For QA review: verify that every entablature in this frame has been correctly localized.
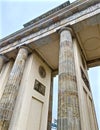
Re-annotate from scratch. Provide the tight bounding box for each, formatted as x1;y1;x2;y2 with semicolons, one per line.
0;0;100;69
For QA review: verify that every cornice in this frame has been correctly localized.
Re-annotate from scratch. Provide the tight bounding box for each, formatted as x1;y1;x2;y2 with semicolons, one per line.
0;0;99;48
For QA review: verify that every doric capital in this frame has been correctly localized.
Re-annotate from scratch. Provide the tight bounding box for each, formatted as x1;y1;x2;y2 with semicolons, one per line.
0;54;8;72
0;54;9;62
18;45;32;54
58;27;74;36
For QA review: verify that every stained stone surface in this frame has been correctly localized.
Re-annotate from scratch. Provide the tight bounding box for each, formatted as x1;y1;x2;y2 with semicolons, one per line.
0;47;28;130
58;28;81;130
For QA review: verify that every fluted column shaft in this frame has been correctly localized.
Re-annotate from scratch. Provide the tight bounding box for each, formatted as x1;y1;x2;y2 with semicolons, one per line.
58;27;81;130
47;77;53;130
0;47;28;130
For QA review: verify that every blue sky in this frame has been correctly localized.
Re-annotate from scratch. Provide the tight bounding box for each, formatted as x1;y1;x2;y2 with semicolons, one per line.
0;0;100;129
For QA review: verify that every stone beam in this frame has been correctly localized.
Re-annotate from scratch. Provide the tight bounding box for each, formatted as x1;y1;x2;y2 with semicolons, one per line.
0;2;100;51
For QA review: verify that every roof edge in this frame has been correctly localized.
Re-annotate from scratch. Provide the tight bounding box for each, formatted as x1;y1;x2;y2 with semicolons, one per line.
0;0;99;46
23;1;70;27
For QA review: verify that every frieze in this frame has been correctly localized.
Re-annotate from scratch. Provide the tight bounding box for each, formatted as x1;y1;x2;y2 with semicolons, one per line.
0;2;100;52
23;1;70;27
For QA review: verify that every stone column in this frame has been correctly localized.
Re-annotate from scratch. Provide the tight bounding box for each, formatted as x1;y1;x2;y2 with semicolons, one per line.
0;47;28;130
58;27;81;130
0;55;4;73
47;77;53;130
0;60;13;100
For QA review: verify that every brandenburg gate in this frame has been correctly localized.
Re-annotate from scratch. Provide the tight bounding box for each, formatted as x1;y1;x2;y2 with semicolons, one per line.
0;0;100;130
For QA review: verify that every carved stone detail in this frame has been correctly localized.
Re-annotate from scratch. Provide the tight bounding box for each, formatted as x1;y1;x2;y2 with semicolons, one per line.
39;66;46;78
34;79;45;96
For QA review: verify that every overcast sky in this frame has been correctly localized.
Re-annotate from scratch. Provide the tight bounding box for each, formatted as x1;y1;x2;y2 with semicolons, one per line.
0;0;100;129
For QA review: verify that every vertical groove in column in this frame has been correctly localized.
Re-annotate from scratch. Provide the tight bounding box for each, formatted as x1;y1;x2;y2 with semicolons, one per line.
0;47;28;130
58;27;81;130
47;77;53;130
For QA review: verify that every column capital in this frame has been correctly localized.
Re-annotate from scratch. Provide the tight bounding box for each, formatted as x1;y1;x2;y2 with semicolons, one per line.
0;54;9;62
0;54;11;72
18;45;32;54
58;27;74;36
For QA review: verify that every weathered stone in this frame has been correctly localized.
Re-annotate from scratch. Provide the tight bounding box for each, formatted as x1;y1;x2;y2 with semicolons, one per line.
0;1;99;130
58;27;81;130
0;47;28;130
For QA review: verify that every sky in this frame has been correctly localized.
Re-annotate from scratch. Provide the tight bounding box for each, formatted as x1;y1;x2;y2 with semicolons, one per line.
0;0;100;129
